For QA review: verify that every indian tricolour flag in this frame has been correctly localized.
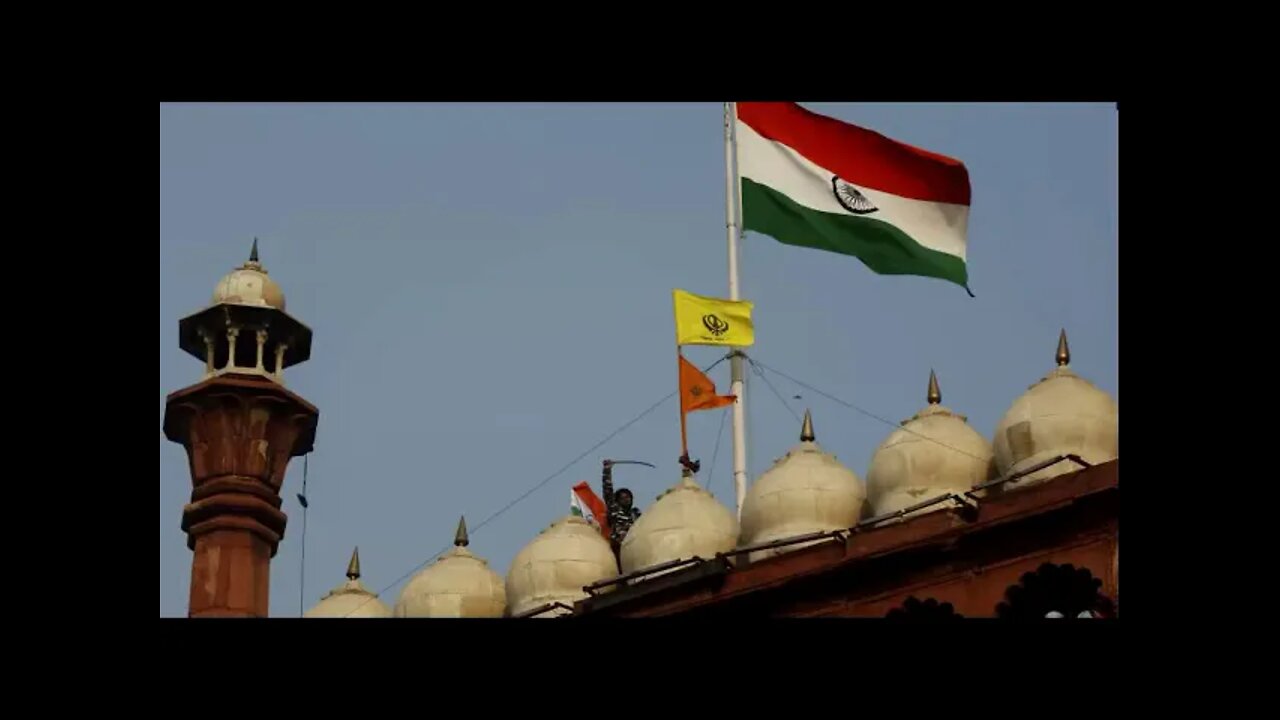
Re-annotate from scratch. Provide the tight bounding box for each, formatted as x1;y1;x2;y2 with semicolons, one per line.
570;491;592;520
571;481;609;537
735;102;972;292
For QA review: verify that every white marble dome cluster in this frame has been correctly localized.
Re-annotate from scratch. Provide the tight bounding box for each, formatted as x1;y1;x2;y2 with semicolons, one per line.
307;331;1116;617
307;518;509;620
740;329;1116;560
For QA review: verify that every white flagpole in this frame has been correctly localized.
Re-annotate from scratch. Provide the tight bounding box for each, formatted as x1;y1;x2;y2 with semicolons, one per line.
724;101;749;519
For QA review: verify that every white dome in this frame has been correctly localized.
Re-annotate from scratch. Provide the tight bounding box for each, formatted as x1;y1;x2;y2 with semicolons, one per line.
867;371;994;518
739;411;864;561
993;331;1118;488
506;515;617;618
212;240;285;310
396;517;506;618
620;471;738;575
304;548;393;619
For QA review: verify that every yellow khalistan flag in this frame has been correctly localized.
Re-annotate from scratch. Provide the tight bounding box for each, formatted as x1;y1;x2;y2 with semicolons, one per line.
673;289;755;347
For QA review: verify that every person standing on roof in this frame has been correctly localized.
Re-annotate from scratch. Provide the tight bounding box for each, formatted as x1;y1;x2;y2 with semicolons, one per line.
601;459;642;563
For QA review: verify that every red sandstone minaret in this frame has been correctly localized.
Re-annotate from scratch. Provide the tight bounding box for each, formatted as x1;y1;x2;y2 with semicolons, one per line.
163;240;319;618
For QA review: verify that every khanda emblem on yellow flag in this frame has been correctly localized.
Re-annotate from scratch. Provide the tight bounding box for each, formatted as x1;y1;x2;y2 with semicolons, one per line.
673;289;755;347
702;314;730;337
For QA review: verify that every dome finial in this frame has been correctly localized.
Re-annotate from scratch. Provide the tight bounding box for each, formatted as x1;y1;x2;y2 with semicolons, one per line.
800;409;815;442
1056;329;1071;366
927;369;941;405
346;547;361;580
249;237;260;263
455;515;470;547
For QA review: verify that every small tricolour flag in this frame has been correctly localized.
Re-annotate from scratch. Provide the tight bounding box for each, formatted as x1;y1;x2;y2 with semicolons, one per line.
571;491;590;518
571;481;609;537
736;102;973;292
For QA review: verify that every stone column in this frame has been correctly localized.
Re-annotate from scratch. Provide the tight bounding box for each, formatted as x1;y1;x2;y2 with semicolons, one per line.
164;374;319;617
226;327;241;372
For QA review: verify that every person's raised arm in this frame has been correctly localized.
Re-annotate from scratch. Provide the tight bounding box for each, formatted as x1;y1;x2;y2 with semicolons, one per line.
601;460;615;509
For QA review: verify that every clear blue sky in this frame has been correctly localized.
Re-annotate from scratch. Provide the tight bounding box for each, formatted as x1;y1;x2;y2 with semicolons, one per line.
159;102;1117;617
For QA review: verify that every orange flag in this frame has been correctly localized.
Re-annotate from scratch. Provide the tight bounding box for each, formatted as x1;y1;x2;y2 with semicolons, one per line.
680;355;736;414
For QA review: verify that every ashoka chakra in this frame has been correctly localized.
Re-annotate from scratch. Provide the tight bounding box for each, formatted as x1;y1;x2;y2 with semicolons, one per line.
831;176;879;215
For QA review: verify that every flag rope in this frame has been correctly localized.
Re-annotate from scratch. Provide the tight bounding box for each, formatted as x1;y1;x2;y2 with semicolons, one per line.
706;404;729;497
751;359;802;425
745;356;992;463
